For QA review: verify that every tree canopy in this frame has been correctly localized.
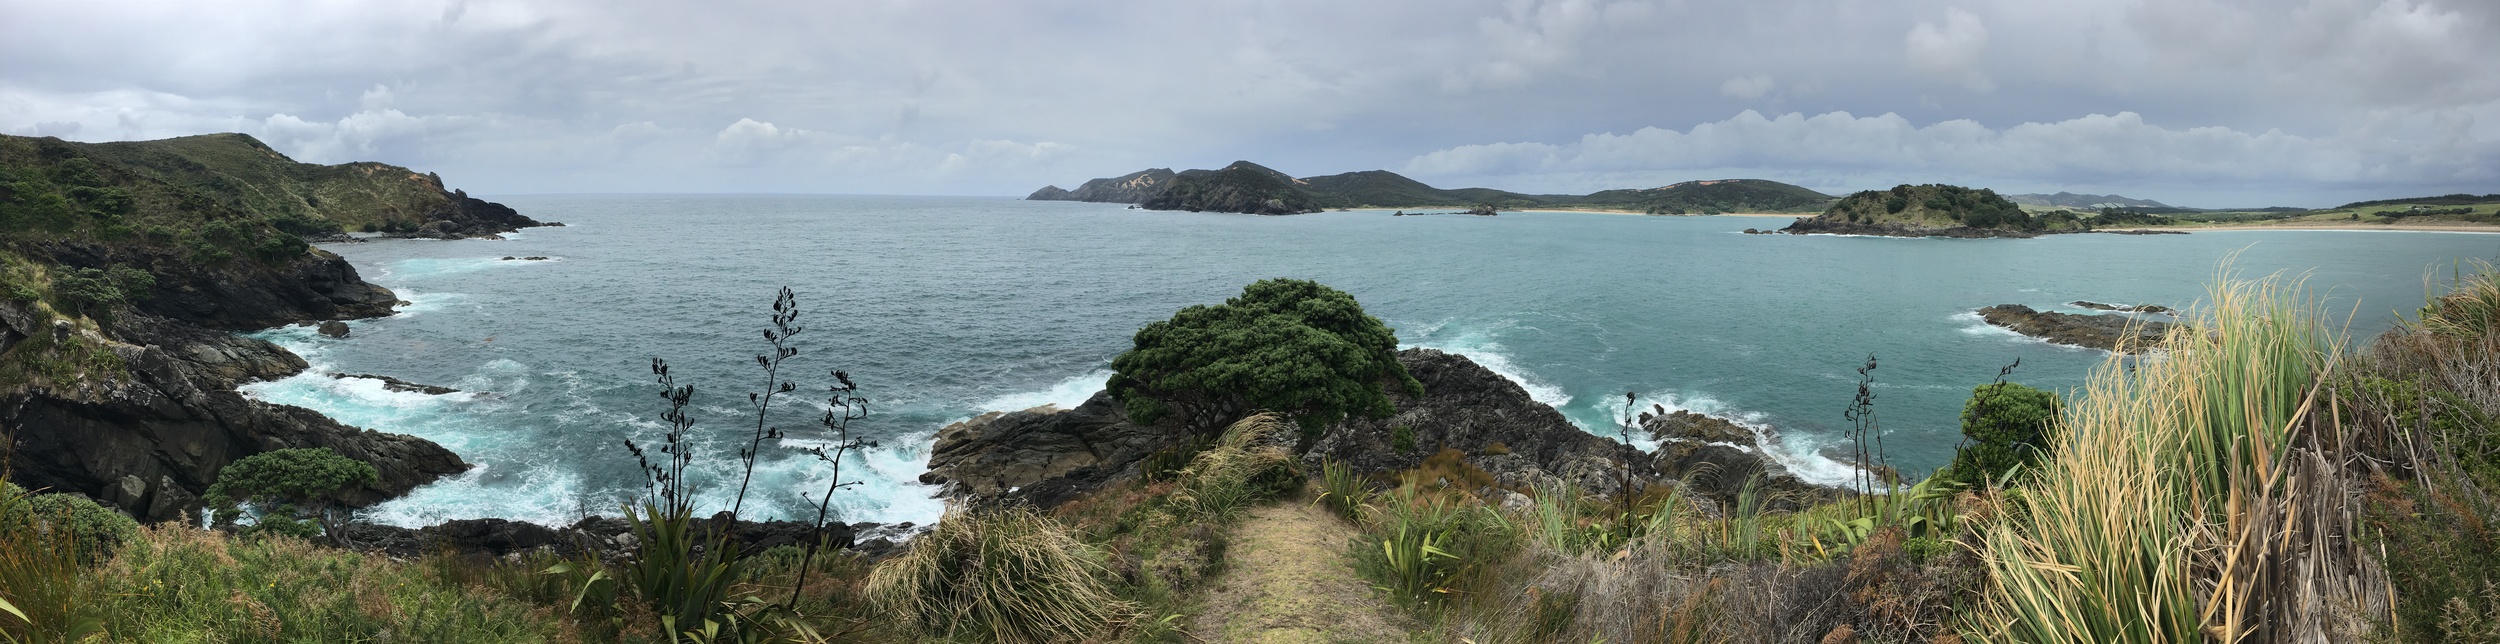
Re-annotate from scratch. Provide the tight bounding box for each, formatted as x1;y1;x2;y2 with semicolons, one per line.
205;447;378;538
1107;279;1419;433
1938;381;2061;489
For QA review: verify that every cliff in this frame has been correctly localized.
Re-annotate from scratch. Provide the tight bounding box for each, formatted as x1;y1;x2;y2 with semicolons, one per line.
0;133;478;521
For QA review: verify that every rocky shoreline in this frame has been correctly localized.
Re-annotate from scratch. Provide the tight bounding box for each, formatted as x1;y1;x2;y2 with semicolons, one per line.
1976;304;2175;353
922;348;1854;516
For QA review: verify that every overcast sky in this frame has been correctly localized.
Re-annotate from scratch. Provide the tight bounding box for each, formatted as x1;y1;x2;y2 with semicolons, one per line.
5;0;2495;207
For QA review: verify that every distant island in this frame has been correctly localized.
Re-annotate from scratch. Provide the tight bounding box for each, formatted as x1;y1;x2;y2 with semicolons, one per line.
1029;162;1836;216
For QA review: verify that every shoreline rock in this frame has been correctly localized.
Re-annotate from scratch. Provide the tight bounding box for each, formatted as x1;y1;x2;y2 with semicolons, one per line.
330;373;460;395
2069;301;2176;315
1977;304;2174;353
335;514;906;562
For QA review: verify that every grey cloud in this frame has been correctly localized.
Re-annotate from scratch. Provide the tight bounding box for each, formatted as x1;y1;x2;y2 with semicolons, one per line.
0;0;2490;203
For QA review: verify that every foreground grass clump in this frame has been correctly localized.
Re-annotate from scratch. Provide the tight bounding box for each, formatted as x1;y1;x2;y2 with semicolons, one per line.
865;506;1135;643
82;524;592;642
1971;270;2392;642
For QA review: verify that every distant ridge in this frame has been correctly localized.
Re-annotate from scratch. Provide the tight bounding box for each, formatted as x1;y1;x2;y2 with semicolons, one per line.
1028;165;1834;215
2007;192;2173;210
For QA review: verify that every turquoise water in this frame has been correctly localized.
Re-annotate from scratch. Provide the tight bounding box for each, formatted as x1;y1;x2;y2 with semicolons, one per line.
234;195;2500;528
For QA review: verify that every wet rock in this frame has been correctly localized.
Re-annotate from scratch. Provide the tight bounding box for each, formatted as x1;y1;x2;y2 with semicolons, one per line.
317;321;350;338
1978;304;2174;353
330;373;459;395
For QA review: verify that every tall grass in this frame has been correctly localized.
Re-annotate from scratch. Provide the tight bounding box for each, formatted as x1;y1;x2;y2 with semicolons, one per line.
863;507;1135;643
1971;269;2391;642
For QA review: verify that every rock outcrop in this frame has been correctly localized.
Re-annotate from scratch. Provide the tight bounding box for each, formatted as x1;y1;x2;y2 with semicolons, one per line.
1302;349;1659;498
1139;162;1324;215
918;392;1173;509
1978;304;2174;353
2069;301;2176;315
1;323;466;521
1026;169;1179;204
1640;409;1839;510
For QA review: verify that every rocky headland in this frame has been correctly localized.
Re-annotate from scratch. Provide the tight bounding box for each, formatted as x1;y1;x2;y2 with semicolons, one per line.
1028;165;1835;215
0;132;561;523
1977;304;2175;353
921;348;1849;514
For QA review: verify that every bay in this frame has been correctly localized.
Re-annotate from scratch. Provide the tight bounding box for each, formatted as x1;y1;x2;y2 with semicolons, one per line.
234;195;2500;528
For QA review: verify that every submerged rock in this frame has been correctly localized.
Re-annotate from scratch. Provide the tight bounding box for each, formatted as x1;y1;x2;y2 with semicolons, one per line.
318;320;350;338
1978;304;2174;353
2068;300;2176;315
330;373;460;395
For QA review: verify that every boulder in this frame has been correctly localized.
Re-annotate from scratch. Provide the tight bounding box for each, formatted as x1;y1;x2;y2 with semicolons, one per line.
918;393;1172;508
317;321;350;338
1302;349;1659;498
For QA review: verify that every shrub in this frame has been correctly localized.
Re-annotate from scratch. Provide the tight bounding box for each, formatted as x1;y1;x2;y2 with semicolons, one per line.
204;447;379;541
22;493;139;566
1938;381;2060;489
1316;459;1368;521
1107;278;1420;432
864;507;1135;643
1391;424;1417;453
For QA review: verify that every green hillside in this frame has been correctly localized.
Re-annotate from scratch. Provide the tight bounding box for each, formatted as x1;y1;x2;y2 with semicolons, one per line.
1781;184;2081;237
1036;165;1831;214
1576;179;1834;214
1;135;314;266
73;133;536;236
1138;161;1325;215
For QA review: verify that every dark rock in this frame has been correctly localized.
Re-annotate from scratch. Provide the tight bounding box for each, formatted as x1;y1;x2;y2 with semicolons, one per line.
330;373;459;395
2068;301;2175;315
317;321;350;338
1978;304;2174;353
1779;218;2045;238
919;392;1171;507
1304;349;1660;498
36;242;397;332
2;342;468;521
1639;409;1839;510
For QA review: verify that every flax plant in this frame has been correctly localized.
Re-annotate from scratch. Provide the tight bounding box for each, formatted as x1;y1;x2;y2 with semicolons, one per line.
1972;268;2391;643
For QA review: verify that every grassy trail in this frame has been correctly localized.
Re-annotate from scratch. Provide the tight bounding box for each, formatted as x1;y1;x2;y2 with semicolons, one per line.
1188;499;1410;643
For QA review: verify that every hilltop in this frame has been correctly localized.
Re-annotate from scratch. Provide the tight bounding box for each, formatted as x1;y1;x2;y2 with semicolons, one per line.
1029;165;1832;215
71;133;541;239
1779;184;2087;238
2006;191;2173;210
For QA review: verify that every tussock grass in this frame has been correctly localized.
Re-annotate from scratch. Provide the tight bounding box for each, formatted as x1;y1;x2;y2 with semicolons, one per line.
863;506;1135;643
1971;269;2392;643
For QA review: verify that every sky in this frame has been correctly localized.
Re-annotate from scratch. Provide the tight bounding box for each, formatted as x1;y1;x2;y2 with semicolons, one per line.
4;0;2496;208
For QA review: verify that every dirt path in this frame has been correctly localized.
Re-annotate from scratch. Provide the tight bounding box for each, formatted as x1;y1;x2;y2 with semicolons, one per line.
1188;500;1411;643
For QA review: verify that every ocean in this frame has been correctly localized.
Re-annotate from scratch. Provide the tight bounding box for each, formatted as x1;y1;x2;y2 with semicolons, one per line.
232;195;2500;528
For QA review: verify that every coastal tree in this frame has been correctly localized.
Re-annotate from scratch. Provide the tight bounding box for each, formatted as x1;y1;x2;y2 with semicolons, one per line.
1108;278;1420;434
205;447;379;543
1939;378;2061;489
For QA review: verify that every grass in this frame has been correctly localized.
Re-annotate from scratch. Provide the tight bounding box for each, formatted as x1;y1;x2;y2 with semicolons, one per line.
863;506;1136;643
1969;268;2391;642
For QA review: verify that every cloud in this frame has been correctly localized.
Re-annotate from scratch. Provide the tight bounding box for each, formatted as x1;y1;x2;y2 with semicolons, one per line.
1905;8;1991;92
1401;109;2498;204
1443;0;1651;91
1720;75;1776;100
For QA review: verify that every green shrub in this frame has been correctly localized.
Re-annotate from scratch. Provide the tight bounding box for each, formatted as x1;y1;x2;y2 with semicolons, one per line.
864;507;1135;643
21;493;140;566
1392;424;1417;453
1316;459;1368;521
1107;278;1421;432
204;447;378;540
1938;381;2060;489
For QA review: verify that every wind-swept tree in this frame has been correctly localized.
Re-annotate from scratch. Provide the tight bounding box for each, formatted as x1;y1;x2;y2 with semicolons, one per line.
1107;278;1420;434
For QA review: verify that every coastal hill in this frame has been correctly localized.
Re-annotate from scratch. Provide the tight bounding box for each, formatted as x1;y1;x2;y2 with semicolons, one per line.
1137;160;1326;215
1030;164;1835;215
76;133;540;239
0;132;548;522
1779;183;2087;238
2007;191;2173;210
1027;167;1178;203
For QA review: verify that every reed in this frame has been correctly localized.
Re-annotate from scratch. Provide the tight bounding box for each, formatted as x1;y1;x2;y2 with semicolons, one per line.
1971;268;2391;642
862;506;1135;644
